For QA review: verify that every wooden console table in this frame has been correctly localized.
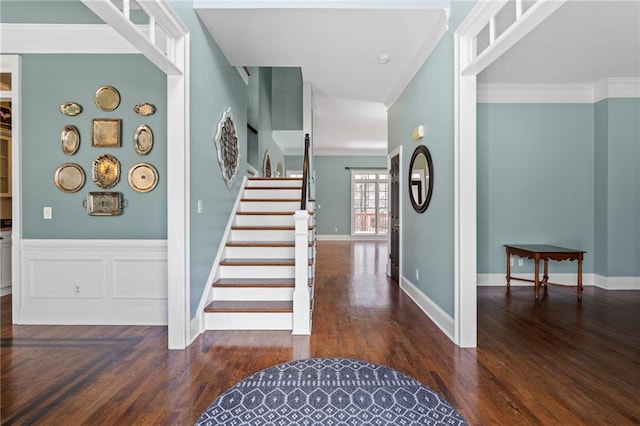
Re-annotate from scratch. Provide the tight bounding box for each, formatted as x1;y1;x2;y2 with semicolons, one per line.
504;244;585;301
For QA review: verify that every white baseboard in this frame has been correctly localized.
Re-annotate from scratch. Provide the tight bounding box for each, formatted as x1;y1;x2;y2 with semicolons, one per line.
316;234;387;241
17;239;168;325
0;287;11;297
400;276;455;343
477;273;639;290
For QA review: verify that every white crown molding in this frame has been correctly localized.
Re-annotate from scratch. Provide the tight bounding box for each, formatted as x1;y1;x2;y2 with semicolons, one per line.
194;0;450;10
0;24;138;54
478;79;640;104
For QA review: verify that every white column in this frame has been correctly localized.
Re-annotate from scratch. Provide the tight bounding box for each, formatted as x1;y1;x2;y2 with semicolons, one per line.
292;210;311;335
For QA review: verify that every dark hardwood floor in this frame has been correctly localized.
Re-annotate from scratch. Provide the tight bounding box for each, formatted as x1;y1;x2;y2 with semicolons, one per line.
2;241;639;425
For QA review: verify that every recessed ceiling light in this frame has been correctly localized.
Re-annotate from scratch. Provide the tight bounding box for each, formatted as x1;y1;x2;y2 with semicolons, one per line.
378;54;390;65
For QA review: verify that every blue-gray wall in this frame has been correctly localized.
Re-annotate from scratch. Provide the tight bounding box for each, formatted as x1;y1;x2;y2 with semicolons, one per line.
314;155;387;235
257;68;285;175
20;55;167;239
170;1;248;317
271;67;303;131
476;103;595;274
387;1;476;317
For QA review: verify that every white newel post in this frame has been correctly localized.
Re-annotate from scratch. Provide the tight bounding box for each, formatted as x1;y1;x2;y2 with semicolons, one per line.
292;210;311;335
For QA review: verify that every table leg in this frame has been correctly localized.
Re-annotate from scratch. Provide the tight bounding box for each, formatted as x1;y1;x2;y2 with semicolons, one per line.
534;258;540;300
542;259;549;287
577;256;583;301
506;248;511;288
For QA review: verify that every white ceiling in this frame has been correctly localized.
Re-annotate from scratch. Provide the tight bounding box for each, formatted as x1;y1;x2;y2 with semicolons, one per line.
194;1;448;156
194;1;640;156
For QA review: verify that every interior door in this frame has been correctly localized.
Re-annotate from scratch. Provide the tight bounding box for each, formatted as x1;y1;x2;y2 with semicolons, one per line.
390;154;400;282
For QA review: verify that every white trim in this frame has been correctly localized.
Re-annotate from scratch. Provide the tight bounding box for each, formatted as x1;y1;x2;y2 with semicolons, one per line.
400;275;455;342
192;176;248;341
477;79;640;104
593;274;640;291
0;288;11;297
194;1;450;10
0;24;138;54
385;9;449;107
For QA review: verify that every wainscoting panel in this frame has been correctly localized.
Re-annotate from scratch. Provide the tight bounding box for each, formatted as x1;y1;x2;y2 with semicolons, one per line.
19;240;168;325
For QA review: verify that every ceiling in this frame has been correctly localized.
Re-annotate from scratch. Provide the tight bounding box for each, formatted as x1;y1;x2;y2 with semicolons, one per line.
194;1;639;156
194;1;448;156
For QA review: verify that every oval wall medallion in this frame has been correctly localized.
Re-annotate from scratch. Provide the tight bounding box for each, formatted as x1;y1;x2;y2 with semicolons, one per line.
92;154;120;189
61;125;80;155
214;107;240;189
133;124;153;155
59;102;82;116
134;102;156;116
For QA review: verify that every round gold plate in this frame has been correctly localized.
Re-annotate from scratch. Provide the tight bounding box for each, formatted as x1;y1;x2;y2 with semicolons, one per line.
61;125;80;155
94;86;120;112
92;154;120;189
133;124;153;155
54;163;85;193
128;163;158;193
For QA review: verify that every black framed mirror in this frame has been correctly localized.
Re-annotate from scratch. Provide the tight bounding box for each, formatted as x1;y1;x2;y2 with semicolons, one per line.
408;145;434;213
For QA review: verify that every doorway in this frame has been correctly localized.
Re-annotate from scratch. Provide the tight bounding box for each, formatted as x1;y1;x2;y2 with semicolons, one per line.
389;154;400;282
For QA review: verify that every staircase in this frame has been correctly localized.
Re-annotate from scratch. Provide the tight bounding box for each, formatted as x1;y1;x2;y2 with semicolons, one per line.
204;177;315;332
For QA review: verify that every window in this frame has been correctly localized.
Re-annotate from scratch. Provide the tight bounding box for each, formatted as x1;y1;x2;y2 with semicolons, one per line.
351;171;388;235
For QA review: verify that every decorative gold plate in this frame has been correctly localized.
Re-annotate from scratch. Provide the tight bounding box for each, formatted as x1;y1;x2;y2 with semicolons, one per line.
133;124;153;155
59;102;82;116
92;154;120;189
94;86;120;111
134;102;156;116
84;192;123;216
54;163;85;193
128;163;158;193
61;125;80;155
92;118;121;147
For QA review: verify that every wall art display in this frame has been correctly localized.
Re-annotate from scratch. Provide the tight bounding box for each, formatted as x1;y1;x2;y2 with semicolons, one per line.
83;191;124;216
214;107;240;189
92;154;120;189
59;102;82;116
61;125;80;155
92;118;121;147
133;124;153;155
134;102;156;116
128;162;158;193
94;85;120;112
263;150;272;178
54;163;85;193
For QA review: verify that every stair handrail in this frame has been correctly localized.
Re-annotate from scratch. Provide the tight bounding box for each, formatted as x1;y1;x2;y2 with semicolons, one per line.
300;133;310;210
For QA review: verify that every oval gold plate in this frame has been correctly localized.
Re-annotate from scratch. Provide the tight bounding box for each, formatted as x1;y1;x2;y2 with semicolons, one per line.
92;154;120;189
61;125;80;155
134;102;156;116
128;162;158;193
59;102;82;116
95;86;120;112
133;124;153;155
54;163;85;193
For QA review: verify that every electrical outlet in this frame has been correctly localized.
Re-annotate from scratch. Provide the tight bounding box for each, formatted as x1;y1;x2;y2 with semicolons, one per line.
334;227;338;232
197;200;203;214
74;285;81;295
415;269;419;280
518;258;524;267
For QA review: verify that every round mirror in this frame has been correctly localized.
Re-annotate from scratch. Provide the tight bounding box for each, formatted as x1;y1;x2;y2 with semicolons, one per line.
408;145;434;213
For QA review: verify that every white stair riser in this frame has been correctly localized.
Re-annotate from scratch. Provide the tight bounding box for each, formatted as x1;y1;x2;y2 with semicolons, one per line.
243;189;302;199
225;246;295;259
213;287;293;301
205;312;292;330
239;201;301;212
235;215;294;227
219;265;295;279
231;229;295;241
247;180;301;188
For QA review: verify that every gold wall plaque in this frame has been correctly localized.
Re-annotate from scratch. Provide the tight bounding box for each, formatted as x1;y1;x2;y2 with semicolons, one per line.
92;118;121;147
134;102;156;116
94;86;120;111
84;192;123;216
59;102;82;116
61;125;80;155
54;163;85;193
133;124;153;155
128;162;158;193
92;154;120;189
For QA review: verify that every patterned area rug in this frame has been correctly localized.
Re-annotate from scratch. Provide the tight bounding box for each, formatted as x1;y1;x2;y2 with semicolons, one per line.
196;358;466;425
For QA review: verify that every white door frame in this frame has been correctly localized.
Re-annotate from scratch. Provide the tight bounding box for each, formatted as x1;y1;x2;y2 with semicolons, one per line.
453;0;566;347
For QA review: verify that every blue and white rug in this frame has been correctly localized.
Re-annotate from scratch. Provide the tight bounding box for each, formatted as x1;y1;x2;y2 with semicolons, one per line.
196;358;466;425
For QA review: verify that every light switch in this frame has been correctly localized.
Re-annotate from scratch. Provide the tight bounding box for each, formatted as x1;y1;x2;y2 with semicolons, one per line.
197;200;203;214
43;207;52;220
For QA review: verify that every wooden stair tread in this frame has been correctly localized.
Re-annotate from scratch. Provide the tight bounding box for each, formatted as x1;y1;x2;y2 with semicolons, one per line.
220;258;314;266
213;278;295;288
226;241;312;247
205;300;293;313
231;225;315;230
